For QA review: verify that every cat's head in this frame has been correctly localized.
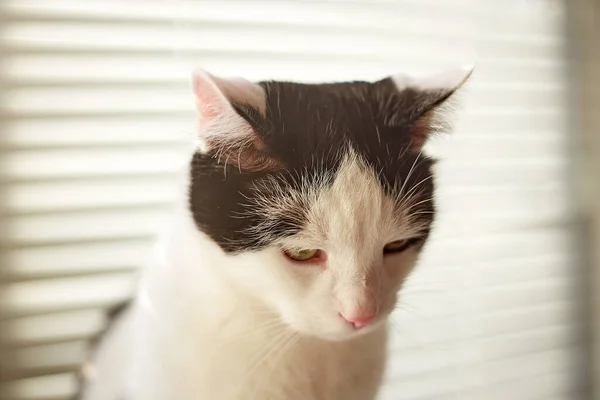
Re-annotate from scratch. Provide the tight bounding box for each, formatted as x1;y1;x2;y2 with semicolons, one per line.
188;68;471;341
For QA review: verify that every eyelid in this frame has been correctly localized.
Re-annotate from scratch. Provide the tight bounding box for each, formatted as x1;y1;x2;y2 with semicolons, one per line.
383;237;422;254
283;248;325;263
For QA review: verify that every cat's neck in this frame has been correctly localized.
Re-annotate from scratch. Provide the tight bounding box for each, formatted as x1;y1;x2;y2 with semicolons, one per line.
137;200;254;323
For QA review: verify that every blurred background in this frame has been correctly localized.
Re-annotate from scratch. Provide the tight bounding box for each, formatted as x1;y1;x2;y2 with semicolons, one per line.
0;0;599;399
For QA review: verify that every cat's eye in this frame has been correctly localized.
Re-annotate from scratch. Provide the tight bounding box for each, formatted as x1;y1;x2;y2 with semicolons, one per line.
284;248;320;262
383;238;418;254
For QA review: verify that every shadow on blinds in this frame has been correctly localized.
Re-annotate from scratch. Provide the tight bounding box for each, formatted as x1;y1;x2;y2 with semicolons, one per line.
0;1;595;400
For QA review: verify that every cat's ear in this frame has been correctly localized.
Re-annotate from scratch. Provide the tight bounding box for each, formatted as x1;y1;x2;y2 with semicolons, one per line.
191;70;277;172
389;65;473;151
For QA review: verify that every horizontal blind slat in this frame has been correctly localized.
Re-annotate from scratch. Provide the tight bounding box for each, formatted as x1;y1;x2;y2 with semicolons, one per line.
1;373;78;400
4;341;88;372
2;55;565;86
1;273;136;315
2;310;108;345
4;239;152;279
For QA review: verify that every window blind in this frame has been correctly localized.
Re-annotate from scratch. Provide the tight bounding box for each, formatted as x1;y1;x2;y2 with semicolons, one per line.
0;1;586;399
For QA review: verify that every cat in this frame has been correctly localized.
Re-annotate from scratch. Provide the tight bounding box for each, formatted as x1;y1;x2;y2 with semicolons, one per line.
80;66;472;400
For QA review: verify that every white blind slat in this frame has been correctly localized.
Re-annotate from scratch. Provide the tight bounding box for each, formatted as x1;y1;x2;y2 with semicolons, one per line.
1;273;136;316
2;310;108;345
1;373;78;400
5;341;89;371
4;240;152;278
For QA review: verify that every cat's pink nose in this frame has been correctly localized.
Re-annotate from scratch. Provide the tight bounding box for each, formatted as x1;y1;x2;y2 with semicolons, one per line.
339;312;377;329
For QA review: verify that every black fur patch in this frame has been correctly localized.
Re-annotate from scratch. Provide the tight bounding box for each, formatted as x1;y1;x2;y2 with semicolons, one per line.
189;78;449;253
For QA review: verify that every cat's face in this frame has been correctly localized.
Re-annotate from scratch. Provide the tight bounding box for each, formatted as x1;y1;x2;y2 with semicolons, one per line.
189;68;471;341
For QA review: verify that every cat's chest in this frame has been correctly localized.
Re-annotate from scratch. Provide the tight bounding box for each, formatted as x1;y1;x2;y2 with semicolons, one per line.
144;322;388;400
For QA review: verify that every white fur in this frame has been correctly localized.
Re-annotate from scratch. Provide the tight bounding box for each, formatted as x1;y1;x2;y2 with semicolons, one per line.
392;65;474;92
81;148;425;400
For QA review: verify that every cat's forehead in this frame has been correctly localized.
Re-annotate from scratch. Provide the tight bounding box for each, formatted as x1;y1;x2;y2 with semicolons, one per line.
258;80;398;134
244;146;435;255
241;80;423;178
279;150;432;251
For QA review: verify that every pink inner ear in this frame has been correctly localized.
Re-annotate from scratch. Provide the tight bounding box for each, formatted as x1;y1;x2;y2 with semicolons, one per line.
192;73;230;125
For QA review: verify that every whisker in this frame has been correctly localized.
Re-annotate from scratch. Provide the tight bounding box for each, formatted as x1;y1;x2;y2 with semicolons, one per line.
389;320;405;338
398;175;432;208
397;141;413;162
398;150;424;199
404;196;434;211
215;319;286;347
249;332;300;398
396;302;420;316
243;328;293;386
408;211;435;217
402;287;447;296
388;320;452;352
402;281;449;289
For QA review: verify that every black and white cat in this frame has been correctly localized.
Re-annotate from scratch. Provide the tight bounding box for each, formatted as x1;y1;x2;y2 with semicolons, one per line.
81;66;472;400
